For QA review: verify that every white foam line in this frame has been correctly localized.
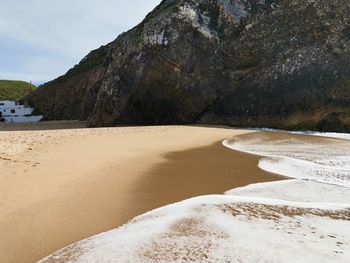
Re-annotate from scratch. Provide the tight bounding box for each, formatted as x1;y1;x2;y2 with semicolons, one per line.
235;127;350;141
259;128;350;141
134;194;350;216
226;179;350;204
222;138;350;188
224;139;348;171
303;132;350;141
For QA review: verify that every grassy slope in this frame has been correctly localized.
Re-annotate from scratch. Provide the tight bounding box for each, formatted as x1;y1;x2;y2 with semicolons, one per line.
0;80;35;101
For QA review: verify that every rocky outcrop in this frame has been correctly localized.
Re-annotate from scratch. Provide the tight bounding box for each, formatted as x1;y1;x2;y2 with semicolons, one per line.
25;0;350;131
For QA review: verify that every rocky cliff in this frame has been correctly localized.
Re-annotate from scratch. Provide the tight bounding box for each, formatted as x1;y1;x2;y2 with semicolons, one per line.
25;0;350;131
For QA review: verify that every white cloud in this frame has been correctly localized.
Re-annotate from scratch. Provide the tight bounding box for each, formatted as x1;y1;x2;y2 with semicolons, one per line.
0;0;161;83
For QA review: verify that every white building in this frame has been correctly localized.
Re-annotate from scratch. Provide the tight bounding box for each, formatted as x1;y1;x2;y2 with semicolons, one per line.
0;100;43;123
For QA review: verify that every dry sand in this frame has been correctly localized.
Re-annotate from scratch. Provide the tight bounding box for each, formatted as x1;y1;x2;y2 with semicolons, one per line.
0;123;282;263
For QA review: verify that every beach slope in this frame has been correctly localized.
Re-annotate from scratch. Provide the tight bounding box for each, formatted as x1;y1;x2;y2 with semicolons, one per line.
1;124;271;263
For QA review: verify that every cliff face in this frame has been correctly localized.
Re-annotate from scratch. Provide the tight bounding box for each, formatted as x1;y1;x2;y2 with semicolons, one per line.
25;0;350;131
25;46;109;120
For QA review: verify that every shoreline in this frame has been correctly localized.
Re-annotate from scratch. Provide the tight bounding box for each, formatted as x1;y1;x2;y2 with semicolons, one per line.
40;129;350;263
124;140;283;222
1;125;280;263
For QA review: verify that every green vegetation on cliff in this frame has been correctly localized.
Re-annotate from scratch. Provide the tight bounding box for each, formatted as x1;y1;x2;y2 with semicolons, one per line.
45;46;107;86
0;80;35;101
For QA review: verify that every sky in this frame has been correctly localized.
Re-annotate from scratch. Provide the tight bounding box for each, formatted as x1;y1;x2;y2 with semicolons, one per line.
0;0;161;86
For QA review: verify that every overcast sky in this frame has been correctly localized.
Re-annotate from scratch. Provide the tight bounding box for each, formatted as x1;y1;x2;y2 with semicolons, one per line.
0;0;161;85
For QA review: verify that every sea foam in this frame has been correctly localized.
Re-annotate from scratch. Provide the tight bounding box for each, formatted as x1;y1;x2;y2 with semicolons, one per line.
223;133;350;188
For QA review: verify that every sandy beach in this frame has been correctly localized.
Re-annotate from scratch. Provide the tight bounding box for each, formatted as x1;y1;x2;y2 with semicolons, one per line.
38;129;350;263
0;123;283;263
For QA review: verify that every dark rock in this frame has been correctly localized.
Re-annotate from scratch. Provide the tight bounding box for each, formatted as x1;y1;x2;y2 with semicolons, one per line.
25;0;350;132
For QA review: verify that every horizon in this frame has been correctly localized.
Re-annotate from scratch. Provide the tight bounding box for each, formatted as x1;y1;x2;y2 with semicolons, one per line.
0;0;161;85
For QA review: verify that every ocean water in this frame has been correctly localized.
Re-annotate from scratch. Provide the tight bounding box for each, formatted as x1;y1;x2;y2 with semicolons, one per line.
223;132;350;188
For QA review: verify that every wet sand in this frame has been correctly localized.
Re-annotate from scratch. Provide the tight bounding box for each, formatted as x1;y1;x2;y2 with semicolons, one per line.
0;120;86;131
0;124;282;263
130;141;283;215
